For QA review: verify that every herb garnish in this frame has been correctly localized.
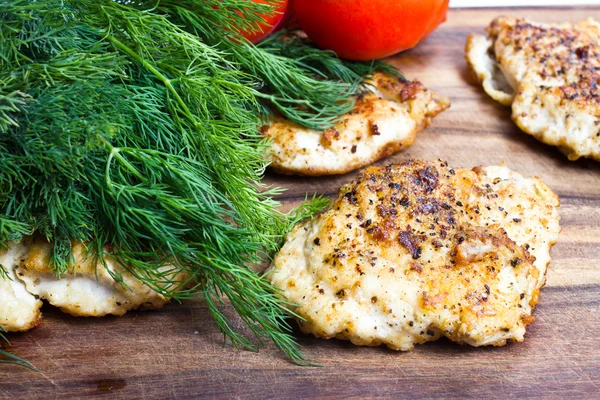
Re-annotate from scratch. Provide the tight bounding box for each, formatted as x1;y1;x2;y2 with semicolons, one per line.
1;327;36;370
0;0;399;365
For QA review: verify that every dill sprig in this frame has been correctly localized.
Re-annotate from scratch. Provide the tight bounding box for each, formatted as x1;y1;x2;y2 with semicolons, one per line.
1;327;37;370
259;31;406;83
139;0;400;130
0;0;396;364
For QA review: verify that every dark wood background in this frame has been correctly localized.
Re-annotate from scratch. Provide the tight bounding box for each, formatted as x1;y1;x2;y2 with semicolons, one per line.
1;7;599;399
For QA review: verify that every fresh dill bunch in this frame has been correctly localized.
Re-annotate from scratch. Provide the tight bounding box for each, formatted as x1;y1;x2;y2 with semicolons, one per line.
1;0;307;363
131;0;401;130
0;0;396;365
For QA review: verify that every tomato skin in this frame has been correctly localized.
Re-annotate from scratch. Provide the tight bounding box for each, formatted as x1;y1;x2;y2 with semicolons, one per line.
240;0;289;43
274;0;299;31
293;0;449;60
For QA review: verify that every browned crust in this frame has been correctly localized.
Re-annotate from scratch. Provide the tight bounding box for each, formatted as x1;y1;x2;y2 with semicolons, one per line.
56;301;167;318
271;159;560;349
268;131;418;176
467;16;600;161
266;83;450;176
465;33;483;84
6;311;43;332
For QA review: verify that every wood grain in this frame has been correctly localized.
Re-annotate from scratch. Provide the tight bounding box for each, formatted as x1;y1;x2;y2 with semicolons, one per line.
1;7;600;399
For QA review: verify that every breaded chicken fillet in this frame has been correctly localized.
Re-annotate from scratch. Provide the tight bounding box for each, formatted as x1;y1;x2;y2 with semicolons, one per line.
268;160;560;350
1;237;182;331
263;73;450;176
0;239;42;332
466;17;600;161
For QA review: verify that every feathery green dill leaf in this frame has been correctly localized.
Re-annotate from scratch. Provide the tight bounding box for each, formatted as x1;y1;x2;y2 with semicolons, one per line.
0;0;394;364
0;327;37;370
0;264;8;281
259;31;406;83
282;195;331;239
131;0;400;130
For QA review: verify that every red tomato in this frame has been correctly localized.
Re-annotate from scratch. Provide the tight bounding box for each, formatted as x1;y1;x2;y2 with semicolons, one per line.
240;0;289;43
274;0;300;31
293;0;449;60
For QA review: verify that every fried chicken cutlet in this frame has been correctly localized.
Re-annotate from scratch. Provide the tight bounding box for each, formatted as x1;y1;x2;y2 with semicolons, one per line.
268;160;560;350
0;237;183;331
263;73;450;175
466;17;600;161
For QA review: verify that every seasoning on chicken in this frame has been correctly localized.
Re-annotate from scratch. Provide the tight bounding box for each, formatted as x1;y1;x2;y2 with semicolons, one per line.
262;73;450;176
268;160;560;350
466;17;600;161
0;239;42;332
1;237;184;331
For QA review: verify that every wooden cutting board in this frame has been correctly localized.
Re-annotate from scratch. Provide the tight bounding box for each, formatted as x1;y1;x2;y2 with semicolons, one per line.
1;7;599;399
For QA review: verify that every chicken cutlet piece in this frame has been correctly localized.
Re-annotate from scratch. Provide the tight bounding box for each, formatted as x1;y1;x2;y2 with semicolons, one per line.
0;237;185;331
268;160;560;350
263;73;450;176
0;239;42;332
14;237;174;318
466;17;600;161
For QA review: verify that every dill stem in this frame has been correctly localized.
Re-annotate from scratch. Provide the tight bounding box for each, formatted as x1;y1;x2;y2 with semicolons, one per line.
100;137;145;192
106;35;198;125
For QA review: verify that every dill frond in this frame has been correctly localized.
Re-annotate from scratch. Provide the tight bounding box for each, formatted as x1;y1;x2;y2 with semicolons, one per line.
259;31;406;83
0;0;396;364
0;327;37;370
136;0;401;130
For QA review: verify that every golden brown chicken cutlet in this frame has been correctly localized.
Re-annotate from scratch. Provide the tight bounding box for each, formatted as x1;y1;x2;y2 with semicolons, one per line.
263;73;450;176
0;236;183;331
268;160;560;350
466;16;600;161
